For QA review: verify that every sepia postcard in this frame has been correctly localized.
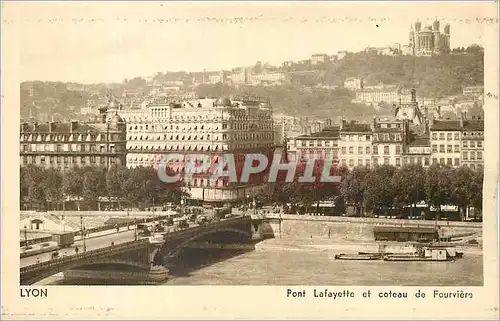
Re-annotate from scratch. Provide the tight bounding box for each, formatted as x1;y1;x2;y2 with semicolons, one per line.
1;1;499;319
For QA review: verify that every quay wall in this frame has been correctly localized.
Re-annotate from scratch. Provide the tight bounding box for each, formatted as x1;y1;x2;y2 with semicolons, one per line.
262;215;483;241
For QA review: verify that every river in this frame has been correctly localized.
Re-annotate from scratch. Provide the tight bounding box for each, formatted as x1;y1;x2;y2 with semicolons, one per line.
166;238;483;286
41;238;483;286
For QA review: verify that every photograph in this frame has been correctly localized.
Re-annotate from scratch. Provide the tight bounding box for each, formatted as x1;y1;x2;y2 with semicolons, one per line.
2;1;499;320
16;2;488;288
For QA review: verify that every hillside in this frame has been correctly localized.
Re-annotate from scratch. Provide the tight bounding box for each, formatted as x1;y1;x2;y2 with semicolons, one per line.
196;84;384;121
323;50;484;98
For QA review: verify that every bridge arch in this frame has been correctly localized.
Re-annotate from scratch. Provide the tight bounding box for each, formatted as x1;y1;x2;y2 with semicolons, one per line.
159;227;252;261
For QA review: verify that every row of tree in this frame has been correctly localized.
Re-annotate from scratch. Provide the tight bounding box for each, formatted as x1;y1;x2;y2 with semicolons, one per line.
21;163;483;220
257;163;483;220
20;165;186;211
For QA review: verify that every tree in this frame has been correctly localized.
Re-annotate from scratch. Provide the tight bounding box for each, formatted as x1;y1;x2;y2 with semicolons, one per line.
364;165;396;215
81;167;106;210
425;164;448;220
449;166;474;221
469;167;484;216
341;166;369;216
63;166;85;210
43;168;63;210
106;164;129;209
23;165;48;210
392;164;426;217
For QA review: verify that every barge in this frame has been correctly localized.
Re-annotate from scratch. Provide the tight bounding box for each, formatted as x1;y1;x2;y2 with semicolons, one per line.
335;244;463;262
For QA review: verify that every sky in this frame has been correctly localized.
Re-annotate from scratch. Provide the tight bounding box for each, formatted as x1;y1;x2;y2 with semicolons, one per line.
4;1;495;84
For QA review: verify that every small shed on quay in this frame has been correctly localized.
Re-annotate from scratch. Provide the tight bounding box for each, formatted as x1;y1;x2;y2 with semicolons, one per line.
373;226;439;242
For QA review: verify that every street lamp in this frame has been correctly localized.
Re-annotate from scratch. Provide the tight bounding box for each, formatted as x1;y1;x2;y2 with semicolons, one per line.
80;216;87;252
24;225;28;247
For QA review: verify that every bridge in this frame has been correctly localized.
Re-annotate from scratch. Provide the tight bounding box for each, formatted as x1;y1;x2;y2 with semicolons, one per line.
20;215;256;285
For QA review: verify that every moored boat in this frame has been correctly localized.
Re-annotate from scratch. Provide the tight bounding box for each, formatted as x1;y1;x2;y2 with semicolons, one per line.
334;253;382;260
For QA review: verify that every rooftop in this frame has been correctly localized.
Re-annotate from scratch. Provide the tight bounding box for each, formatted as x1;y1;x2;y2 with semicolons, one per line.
341;123;372;133
430;120;461;131
462;120;484;131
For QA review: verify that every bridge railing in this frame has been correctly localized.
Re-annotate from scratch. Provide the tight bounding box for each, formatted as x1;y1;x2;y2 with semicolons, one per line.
20;239;149;274
163;216;250;239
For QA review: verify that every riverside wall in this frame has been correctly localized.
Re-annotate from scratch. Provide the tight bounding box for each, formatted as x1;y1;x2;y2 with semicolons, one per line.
261;214;483;241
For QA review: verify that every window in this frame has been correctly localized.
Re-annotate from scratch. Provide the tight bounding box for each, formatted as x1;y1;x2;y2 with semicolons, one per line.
349;159;354;167
432;133;437;140
477;141;483;148
439;158;445;164
454;158;460;166
383;157;390;165
463;151;468;160
432;144;438;153
432;158;438;164
49;156;54;164
439;145;445;153
470;141;475;148
80;145;86;152
454;133;460;140
101;157;106;164
57;156;61;164
417;157;423;165
447;158;452;165
325;141;331;147
90;156;96;164
365;135;371;141
81;157;86;165
365;159;370;167
477;151;482;160
454;145;460;153
395;145;401;154
462;141;467;148
373;145;379;154
40;156;46;164
425;158;430;166
366;146;370;154
341;159;347;166
358;147;363;154
396;158;401;167
447;145;452;153
358;159;363;166
22;156;27;164
384;146;389;155
373;158;379;166
23;145;28;152
72;157;77;164
447;133;452;141
341;147;346;154
349;146;354;154
439;133;445;140
470;151;476;160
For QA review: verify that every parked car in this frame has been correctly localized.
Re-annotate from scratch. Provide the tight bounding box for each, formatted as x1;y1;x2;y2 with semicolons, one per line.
177;220;189;229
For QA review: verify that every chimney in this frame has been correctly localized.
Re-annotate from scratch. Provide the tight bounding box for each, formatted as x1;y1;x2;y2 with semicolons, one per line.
371;116;377;130
70;121;78;133
49;122;56;132
411;89;417;104
338;116;344;130
32;122;38;131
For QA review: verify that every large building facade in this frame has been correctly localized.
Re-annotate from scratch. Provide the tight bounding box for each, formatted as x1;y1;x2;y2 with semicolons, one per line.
286;116;483;171
20;115;127;170
125;96;275;203
408;20;451;56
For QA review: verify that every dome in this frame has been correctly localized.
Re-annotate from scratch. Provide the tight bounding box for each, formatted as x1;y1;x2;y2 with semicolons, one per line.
108;99;121;110
216;97;232;107
421;26;433;33
109;113;124;129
